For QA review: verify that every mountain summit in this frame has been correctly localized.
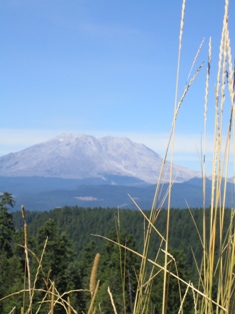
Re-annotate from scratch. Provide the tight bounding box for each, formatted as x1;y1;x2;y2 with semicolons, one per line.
0;134;198;184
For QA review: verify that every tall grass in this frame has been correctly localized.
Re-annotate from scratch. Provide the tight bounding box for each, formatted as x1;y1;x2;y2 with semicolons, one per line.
105;0;235;313
1;0;235;313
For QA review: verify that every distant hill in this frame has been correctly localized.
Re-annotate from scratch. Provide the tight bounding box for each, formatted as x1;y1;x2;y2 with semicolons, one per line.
1;176;234;211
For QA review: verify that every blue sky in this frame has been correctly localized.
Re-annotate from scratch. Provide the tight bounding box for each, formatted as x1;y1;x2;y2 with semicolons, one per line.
1;0;235;174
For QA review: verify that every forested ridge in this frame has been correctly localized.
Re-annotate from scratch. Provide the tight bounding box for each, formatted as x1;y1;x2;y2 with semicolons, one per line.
0;194;233;313
12;205;232;265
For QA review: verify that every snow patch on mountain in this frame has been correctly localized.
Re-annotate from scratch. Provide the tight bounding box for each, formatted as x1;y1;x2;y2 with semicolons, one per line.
0;133;200;184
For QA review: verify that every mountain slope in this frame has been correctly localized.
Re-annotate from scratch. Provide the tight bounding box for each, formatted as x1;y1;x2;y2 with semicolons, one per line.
0;133;199;184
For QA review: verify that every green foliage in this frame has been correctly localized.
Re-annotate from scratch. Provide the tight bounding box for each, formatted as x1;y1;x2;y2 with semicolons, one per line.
13;206;232;276
32;219;82;313
0;192;15;256
0;193;25;312
2;204;233;312
151;249;193;314
97;231;139;314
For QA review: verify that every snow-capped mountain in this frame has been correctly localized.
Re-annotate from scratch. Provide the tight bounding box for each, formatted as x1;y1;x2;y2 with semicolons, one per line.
0;134;199;184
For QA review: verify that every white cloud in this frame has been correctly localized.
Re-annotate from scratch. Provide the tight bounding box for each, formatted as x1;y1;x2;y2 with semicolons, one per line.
122;132;215;156
0;129;62;155
81;22;139;38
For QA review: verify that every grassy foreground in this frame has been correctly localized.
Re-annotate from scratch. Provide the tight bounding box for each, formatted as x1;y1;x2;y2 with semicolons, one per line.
1;0;235;313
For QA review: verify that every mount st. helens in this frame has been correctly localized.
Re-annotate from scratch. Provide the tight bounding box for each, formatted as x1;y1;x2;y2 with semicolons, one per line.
0;134;198;184
0;134;212;211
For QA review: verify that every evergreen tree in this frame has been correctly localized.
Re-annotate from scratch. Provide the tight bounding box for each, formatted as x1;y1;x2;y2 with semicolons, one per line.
97;231;139;314
79;240;98;288
78;240;100;311
151;249;193;314
33;219;82;313
0;192;15;257
0;193;24;312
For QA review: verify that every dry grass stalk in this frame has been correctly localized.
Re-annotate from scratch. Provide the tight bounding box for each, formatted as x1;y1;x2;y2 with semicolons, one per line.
87;280;100;314
48;282;75;313
175;0;186;110
129;0;207;312
35;287;51;314
137;60;203;307
191;282;198;314
0;287;82;313
107;287;118;314
203;36;212;168
132;58;204;310
35;283;79;314
114;211;127;312
21;205;32;314
163;0;186;312
32;237;48;287
202;38;212;310
9;306;16;314
90;253;100;297
93;234;227;311
50;281;55;314
26;237;48;312
194;1;235;312
187;37;205;85
130;60;204;313
177;283;190;314
67;296;71;314
129;194;166;242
